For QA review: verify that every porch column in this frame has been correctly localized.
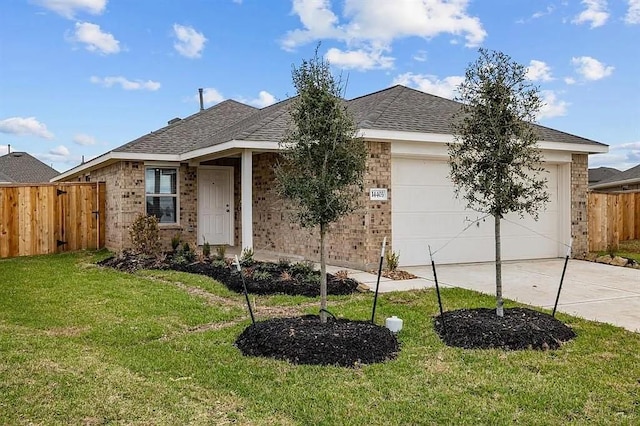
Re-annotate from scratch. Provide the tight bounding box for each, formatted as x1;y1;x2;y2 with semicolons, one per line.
241;149;253;251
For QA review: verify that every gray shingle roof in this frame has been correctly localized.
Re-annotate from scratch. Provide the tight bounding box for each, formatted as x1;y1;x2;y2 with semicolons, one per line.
115;99;257;154
588;166;622;184
0;152;59;182
592;163;640;187
109;84;605;156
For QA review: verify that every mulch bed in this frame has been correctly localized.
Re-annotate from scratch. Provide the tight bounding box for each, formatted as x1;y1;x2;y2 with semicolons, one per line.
235;315;400;367
433;307;576;350
374;270;418;280
98;251;359;297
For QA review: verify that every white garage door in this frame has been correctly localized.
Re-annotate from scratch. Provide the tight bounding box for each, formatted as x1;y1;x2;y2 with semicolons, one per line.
392;158;562;266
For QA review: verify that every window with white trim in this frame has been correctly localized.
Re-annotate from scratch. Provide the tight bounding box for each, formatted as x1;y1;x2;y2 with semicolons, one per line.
145;167;178;224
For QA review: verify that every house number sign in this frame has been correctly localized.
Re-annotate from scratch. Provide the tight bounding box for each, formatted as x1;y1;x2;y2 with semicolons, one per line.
369;188;388;201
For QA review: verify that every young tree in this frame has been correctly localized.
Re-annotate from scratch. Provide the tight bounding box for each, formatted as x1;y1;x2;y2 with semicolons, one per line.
275;50;367;323
449;48;549;317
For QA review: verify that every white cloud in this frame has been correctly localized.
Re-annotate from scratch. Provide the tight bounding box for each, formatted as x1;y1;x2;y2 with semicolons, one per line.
0;117;54;139
197;87;225;106
173;24;207;58
526;60;553;82
281;0;343;50
50;145;70;156
90;76;161;91
34;0;106;19
73;133;96;145
69;22;120;54
564;76;577;85
325;47;393;70
571;56;614;81
589;141;640;171
537;90;569;120
239;91;277;108
532;5;556;19
626;0;640;24
392;72;463;99
281;0;487;62
247;91;276;108
413;50;427;62
572;0;609;28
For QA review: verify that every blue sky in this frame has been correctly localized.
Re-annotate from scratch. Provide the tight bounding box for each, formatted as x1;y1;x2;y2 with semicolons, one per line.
1;0;639;173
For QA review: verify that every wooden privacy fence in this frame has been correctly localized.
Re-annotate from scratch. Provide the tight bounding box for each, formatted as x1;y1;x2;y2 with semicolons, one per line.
0;182;105;258
588;191;640;252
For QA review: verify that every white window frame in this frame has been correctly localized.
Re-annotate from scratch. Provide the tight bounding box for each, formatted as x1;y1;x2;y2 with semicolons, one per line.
144;163;180;226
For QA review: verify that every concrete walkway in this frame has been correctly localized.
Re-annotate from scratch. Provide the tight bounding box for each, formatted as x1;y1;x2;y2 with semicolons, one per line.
329;260;640;333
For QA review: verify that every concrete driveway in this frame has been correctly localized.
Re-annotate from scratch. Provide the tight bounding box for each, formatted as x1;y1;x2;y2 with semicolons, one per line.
346;259;640;333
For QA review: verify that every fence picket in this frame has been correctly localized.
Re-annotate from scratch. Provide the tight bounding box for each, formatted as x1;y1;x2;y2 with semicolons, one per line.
0;183;105;257
588;191;640;252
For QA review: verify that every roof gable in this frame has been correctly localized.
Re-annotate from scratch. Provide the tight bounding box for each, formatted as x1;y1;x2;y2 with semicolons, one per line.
589;166;621;184
0;152;59;183
592;163;640;188
115;99;258;155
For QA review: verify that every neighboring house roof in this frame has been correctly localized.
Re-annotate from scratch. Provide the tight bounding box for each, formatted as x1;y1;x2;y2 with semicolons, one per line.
54;84;608;180
588;166;622;185
590;163;640;190
0;152;59;183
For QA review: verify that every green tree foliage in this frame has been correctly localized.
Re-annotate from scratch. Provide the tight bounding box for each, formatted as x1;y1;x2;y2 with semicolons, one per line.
275;50;367;322
449;48;549;317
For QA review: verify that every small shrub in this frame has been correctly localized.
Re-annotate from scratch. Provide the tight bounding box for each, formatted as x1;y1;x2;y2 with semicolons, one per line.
240;247;254;265
280;270;293;281
291;260;315;276
215;245;226;260
334;270;349;280
277;257;291;268
304;272;321;285
171;233;181;252
182;242;191;253
129;214;161;257
212;259;227;269
252;270;272;282
385;250;400;272
202;240;211;258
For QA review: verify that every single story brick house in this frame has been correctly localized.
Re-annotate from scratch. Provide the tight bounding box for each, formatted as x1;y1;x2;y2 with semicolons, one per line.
53;85;607;268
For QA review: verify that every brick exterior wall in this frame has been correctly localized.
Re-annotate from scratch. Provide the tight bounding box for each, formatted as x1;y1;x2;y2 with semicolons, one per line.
571;154;589;257
251;141;392;269
80;161;197;252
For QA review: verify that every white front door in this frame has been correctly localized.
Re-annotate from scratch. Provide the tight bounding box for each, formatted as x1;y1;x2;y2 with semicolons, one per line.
198;167;233;245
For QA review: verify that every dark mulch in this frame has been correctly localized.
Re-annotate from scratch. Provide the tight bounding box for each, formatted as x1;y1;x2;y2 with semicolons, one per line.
235;315;400;367
434;307;576;350
97;251;359;297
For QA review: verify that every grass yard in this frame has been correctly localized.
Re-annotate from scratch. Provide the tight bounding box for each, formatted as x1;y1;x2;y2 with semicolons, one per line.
617;239;640;263
1;252;639;425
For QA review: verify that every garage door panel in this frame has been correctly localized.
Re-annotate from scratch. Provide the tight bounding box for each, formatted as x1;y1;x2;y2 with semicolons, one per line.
392;158;562;266
393;186;472;212
394;159;452;186
394;212;494;239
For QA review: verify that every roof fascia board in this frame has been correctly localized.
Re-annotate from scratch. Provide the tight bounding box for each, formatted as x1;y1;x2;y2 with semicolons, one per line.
392;140;572;163
180;140;281;161
360;128;608;154
591;177;640;189
359;129;454;143
51;152;180;181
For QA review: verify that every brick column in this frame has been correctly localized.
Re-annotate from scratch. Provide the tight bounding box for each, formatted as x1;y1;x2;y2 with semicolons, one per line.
571;154;589;256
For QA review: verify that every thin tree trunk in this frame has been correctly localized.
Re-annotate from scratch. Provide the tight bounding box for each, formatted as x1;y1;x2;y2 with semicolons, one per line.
495;215;504;317
319;222;327;323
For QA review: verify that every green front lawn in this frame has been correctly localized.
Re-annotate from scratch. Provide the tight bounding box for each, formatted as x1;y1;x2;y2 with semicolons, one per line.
1;252;639;425
597;239;640;263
